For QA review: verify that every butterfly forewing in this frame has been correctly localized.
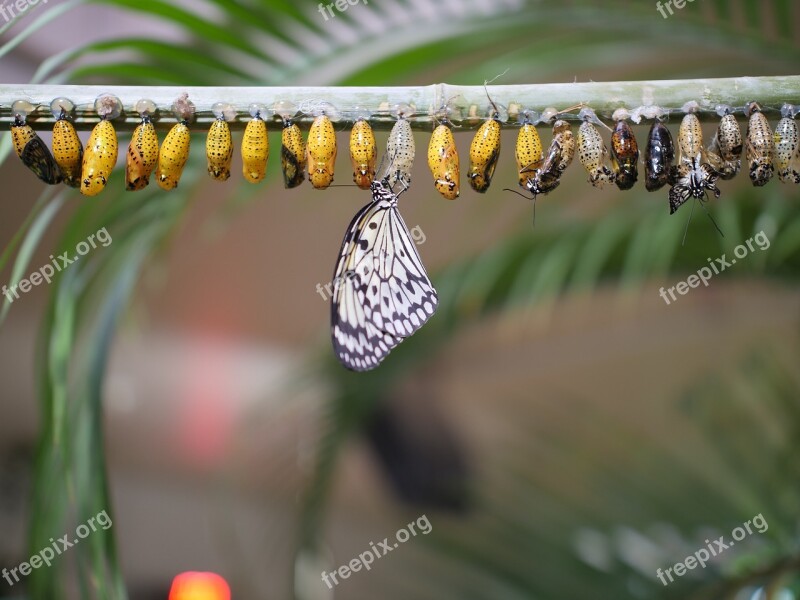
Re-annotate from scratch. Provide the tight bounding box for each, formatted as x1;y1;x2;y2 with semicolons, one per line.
331;181;437;371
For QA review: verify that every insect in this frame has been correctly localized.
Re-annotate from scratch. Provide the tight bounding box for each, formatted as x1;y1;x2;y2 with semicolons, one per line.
331;178;438;371
156;121;191;190
609;119;639;190
307;114;337;189
281;119;306;188
11;114;62;185
667;112;724;241
508;108;579;224
523;118;576;198
125;115;159;191
515;112;543;189
51;111;83;188
668;113;721;213
81;119;118;196
350;117;376;190
467;95;501;193
669;158;721;214
774;104;800;184
576;108;614;187
384;116;415;189
427;122;460;200
745;102;774;186
206;117;233;182
644;120;674;192
705;109;742;181
241;111;269;184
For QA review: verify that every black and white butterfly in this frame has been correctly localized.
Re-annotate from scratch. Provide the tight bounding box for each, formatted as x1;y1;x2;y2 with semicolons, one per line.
331;178;438;371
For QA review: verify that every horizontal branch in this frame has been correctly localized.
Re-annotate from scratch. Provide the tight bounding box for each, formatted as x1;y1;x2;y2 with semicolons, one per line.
1;76;799;132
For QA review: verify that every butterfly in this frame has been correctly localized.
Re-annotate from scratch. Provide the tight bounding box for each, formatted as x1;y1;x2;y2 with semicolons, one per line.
331;178;438;371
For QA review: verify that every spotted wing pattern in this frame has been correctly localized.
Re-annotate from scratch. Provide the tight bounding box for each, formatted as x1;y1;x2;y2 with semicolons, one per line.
331;180;438;371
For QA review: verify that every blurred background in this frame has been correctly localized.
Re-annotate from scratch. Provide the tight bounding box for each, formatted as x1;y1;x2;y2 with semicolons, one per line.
1;0;800;598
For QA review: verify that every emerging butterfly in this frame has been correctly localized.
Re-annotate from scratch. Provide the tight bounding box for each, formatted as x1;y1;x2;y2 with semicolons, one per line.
331;178;438;371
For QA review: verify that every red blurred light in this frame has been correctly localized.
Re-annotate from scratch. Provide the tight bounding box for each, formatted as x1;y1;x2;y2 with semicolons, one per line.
169;572;231;600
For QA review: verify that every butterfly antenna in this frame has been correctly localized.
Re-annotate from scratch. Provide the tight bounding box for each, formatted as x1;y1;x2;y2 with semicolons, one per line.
503;188;538;228
503;188;530;200
700;193;725;238
483;82;501;120
682;197;697;246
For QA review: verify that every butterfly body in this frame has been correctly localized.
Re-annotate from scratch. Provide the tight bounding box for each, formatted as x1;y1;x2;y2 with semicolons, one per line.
527;119;575;197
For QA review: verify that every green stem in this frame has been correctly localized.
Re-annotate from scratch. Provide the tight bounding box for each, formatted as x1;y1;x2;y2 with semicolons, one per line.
2;76;799;131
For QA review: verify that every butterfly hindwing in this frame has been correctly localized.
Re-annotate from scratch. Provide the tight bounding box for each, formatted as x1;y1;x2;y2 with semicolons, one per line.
331;180;437;371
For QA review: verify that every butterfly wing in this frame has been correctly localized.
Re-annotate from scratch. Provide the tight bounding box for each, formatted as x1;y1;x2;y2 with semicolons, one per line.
331;183;437;371
20;137;63;185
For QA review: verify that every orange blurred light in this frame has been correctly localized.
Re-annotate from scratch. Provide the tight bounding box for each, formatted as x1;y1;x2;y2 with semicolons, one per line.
169;572;231;600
